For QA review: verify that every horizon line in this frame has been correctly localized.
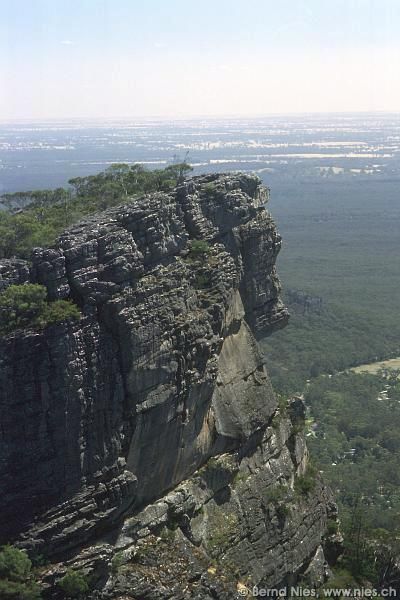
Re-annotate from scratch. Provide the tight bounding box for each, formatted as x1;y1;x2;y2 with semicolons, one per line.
1;109;400;124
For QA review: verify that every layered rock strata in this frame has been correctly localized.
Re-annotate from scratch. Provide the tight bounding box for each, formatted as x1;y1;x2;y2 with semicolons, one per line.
0;174;337;598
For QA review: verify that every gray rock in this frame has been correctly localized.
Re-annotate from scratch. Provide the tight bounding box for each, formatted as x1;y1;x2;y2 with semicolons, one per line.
0;174;337;597
0;258;30;291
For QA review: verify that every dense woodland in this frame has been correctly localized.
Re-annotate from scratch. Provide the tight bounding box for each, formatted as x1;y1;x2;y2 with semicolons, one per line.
261;176;400;588
303;370;400;585
261;176;400;396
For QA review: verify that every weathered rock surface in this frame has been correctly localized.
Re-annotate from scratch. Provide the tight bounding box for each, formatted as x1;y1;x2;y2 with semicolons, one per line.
0;174;336;598
0;258;30;291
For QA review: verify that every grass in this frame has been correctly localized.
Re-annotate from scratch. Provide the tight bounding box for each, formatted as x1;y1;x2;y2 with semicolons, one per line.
350;357;400;375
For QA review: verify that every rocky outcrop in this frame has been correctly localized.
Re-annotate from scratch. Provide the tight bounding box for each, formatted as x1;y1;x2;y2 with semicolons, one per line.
0;258;30;290
0;174;336;598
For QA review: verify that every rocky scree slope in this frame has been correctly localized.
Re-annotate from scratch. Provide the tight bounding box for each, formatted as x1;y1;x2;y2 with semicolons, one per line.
0;174;338;598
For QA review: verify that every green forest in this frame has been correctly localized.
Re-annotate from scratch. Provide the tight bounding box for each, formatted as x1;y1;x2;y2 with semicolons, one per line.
260;176;400;587
303;370;400;584
261;177;400;396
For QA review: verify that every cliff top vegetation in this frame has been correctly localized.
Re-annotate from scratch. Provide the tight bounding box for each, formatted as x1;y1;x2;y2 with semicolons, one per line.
0;162;192;260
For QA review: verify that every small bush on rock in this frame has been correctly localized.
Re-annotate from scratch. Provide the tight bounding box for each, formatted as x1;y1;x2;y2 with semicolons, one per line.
203;182;219;199
39;299;81;327
58;569;89;598
295;464;318;496
0;284;80;335
189;240;210;260
327;518;339;535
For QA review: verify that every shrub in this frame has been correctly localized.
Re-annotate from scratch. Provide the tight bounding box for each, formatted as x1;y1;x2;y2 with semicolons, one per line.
0;579;41;600
194;272;211;289
326;518;339;535
207;512;238;552
189;239;210;260
323;567;358;589
0;284;80;335
233;470;250;486
276;503;291;520
295;464;318;496
0;545;32;582
266;484;287;504
203;182;219;199
58;570;89;598
110;551;125;573
0;545;41;599
277;394;288;414
39;300;81;327
159;525;177;543
0;284;47;334
265;484;291;521
291;422;305;435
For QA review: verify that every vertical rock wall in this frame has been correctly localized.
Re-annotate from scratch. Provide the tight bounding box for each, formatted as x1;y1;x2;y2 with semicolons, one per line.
0;174;337;597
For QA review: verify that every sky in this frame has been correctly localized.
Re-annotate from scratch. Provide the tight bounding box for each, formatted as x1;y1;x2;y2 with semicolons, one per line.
0;0;400;120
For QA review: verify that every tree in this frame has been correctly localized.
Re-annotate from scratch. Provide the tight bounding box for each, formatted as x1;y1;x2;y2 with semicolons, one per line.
0;545;41;599
0;284;47;333
40;300;81;327
0;545;31;582
105;163;131;196
0;284;81;335
164;162;193;183
0;211;17;258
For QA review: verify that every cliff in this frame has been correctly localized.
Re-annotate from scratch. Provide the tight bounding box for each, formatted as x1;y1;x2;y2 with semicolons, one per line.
0;174;338;598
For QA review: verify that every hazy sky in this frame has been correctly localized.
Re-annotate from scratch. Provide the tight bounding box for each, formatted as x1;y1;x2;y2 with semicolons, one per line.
1;0;399;119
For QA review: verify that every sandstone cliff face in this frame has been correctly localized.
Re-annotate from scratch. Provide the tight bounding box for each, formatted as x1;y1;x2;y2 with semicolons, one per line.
0;174;337;598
